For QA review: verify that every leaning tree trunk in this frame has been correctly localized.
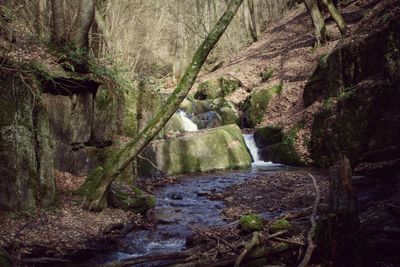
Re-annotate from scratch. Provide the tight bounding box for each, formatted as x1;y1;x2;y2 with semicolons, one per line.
321;0;347;35
78;0;245;211
50;0;66;44
303;0;327;46
71;0;95;49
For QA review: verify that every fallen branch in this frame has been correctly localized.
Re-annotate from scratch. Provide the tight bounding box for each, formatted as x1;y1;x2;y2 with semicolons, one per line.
234;231;260;267
190;225;239;254
297;174;320;267
272;237;305;246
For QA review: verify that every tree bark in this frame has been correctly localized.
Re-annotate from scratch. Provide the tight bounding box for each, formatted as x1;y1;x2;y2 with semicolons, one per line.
71;0;95;49
78;0;245;211
172;1;186;85
303;0;326;46
321;0;347;35
315;156;360;266
50;0;66;44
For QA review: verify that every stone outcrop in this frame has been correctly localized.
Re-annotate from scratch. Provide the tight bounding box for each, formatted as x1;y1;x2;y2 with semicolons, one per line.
0;72;56;210
307;17;400;170
138;124;252;177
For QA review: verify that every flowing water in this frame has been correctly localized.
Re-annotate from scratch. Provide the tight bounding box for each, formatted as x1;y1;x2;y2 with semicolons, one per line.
177;110;198;132
78;130;286;266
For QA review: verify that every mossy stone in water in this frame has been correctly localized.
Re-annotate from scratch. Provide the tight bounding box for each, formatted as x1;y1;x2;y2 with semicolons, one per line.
269;219;292;233
240;214;264;231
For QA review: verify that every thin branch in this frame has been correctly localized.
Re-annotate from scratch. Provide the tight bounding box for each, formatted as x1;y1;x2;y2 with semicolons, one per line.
234;231;260;267
297;174;320;267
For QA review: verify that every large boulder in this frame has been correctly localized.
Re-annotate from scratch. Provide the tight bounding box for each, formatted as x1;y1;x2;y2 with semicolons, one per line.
138;124;252;177
0;72;56;211
194;76;241;100
242;84;282;127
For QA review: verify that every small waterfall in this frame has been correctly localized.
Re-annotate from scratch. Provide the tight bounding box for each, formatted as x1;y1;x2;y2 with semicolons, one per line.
177;110;198;132
243;133;279;167
243;134;261;162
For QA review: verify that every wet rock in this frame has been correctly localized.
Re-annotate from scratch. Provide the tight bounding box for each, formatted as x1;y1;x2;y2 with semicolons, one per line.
164;113;185;135
170;193;183;200
197;191;210;197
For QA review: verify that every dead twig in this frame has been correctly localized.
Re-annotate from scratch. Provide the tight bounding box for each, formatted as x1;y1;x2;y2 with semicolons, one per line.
272;237;305;246
234;231;260;267
297;174;320;267
189;225;239;254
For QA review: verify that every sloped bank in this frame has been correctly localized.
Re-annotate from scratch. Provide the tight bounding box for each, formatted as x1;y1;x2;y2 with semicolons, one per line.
139;124;252;177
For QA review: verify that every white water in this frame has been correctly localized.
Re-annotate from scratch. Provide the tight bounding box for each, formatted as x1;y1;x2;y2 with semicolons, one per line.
243;133;278;167
177;110;198;132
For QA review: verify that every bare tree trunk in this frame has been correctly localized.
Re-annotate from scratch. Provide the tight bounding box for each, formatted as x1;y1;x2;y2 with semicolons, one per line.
71;0;95;49
243;0;257;42
321;0;347;35
35;0;47;38
303;0;326;46
50;0;66;44
78;0;245;212
172;1;186;85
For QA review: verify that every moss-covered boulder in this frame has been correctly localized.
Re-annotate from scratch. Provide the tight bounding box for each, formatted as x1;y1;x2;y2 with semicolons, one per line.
138;124;252;177
240;214;264;231
164;113;185;135
192;111;223;129
269;219;292;233
242;84;282;127
254;126;284;148
194;77;241;100
253;125;301;165
108;182;155;214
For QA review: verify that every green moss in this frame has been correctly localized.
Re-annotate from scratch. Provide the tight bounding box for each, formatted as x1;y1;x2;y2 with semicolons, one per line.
243;84;283;127
260;69;274;82
254;126;283;147
240;214;264;231
195;77;241;100
269;219;292;233
108;183;156;214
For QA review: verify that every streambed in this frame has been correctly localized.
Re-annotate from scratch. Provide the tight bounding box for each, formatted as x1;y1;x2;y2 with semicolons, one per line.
83;163;287;266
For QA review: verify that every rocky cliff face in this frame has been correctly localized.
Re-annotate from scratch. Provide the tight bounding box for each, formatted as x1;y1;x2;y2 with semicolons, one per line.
0;64;128;210
0;72;56;211
306;9;400;173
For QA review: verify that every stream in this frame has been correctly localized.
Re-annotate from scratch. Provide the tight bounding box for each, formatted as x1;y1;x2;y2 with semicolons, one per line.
86;163;286;266
77;132;287;266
